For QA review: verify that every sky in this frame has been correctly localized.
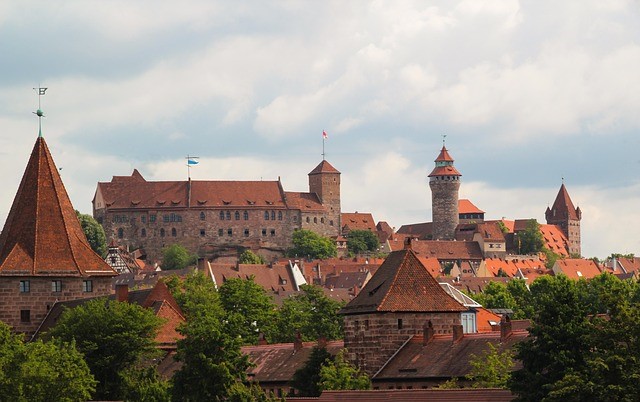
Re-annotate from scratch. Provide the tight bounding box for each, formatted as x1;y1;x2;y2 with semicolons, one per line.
0;1;639;259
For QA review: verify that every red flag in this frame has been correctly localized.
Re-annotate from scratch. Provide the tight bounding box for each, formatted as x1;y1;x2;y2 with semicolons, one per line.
322;130;328;139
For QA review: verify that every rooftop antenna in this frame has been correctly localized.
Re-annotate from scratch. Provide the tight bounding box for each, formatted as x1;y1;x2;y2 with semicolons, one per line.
32;87;47;137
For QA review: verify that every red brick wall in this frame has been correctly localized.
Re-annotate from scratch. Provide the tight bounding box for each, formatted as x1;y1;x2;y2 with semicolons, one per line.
343;312;461;375
0;276;112;337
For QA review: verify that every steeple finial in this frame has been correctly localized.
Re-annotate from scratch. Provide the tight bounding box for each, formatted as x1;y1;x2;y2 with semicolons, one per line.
442;134;447;147
32;87;47;138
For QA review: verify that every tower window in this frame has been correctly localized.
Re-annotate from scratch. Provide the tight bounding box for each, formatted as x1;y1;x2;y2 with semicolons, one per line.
83;280;93;293
397;319;403;329
19;280;30;293
220;211;225;220
235;211;240;220
200;212;206;221
20;310;30;323
200;229;205;237
51;280;62;292
117;228;124;239
243;211;249;220
244;229;250;237
171;228;177;237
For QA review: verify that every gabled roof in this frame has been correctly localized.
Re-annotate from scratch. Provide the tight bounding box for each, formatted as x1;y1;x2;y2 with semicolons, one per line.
553;258;602;280
410;240;484;260
539;224;569;257
308;160;340;175
339;249;466;315
0;137;116;277
341;212;377;232
284;191;325;212
459;199;484;214
547;184;579;220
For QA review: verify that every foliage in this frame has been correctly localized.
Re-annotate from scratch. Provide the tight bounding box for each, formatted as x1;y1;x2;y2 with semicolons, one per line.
291;346;333;397
76;210;107;257
0;322;96;402
610;252;635;260
119;366;170;402
226;383;282;402
272;285;344;343
319;349;371;391
219;277;277;344
506;279;535;319
543;248;562;270
469;279;533;320
166;272;221;319
288;229;337;260
517;219;545;255
346;230;380;255
466;343;514;388
45;299;163;400
161;244;197;271
238;249;267;264
497;220;509;234
436;377;460;389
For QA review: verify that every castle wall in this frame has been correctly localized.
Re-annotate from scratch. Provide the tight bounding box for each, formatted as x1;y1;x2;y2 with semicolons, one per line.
430;179;460;240
343;311;461;375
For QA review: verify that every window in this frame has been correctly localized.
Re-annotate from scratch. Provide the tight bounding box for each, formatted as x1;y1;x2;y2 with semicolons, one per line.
141;215;147;223
227;228;233;236
160;228;165;237
314;217;317;224
329;220;334;226
293;216;297;222
141;228;146;237
117;228;124;239
271;211;275;220
278;211;283;221
235;211;240;220
397;319;403;329
306;217;310;223
171;228;177;237
200;212;206;221
20;310;30;323
51;280;62;292
244;229;250;237
220;211;225;220
262;229;267;236
225;211;231;220
243;211;249;220
19;280;30;293
264;211;269;220
321;217;325;224
149;214;156;223
163;215;170;223
218;229;224;237
200;229;205;237
83;280;93;293
270;229;276;236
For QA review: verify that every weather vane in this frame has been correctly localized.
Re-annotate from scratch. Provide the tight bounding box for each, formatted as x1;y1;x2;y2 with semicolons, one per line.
442;134;447;146
32;87;47;137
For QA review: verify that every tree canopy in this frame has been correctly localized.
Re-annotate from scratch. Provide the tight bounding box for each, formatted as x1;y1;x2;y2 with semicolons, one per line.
319;349;371;391
516;219;545;255
45;299;164;400
466;343;513;389
76;210;107;257
291;346;333;397
238;249;267;264
161;244;197;270
288;229;337;260
346;230;380;255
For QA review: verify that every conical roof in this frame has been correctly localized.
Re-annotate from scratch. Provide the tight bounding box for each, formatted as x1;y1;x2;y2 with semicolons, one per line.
428;146;461;177
0;137;116;277
549;184;579;220
434;146;454;162
308;160;340;175
339;248;466;315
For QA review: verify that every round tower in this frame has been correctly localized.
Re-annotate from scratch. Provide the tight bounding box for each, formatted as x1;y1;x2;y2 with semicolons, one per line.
428;146;461;240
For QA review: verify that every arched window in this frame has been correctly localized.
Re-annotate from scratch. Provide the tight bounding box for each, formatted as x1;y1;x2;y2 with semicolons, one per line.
200;212;206;221
278;211;283;221
160;228;165;237
306;217;310;223
243;211;249;220
271;211;275;220
235;211;240;220
314;217;317;224
117;228;124;239
219;211;225;220
264;211;269;220
225;211;231;220
141;228;146;237
171;228;177;237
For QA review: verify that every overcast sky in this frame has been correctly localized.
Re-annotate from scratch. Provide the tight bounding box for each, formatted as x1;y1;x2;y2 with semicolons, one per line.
1;1;639;259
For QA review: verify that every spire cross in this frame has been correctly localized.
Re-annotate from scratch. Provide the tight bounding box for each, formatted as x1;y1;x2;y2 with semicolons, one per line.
32;87;47;137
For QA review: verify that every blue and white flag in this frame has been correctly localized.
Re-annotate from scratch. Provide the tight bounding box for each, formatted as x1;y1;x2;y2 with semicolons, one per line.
187;159;199;165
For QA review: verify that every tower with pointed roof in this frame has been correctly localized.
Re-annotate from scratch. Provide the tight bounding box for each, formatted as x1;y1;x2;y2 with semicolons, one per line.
545;183;581;256
340;241;466;375
0;129;116;335
429;145;461;240
306;160;341;236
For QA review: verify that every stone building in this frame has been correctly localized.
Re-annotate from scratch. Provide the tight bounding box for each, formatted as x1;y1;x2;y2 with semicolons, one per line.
93;160;341;261
546;183;582;256
0;135;116;336
428;146;461;240
340;240;466;375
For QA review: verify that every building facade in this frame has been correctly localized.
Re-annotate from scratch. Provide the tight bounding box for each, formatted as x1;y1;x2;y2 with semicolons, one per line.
93;160;341;261
428;146;461;240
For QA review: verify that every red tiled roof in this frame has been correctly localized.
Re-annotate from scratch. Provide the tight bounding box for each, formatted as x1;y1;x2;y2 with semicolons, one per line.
434;146;454;162
483;258;519;277
340;249;466;315
553;258;602;280
308;160;340;175
206;262;298;293
342;212;377;232
410;240;484;261
475;222;506;242
539;224;569;257
458;199;484;214
547;184;579;220
0;137;116;277
428;165;462;177
284;191;325;212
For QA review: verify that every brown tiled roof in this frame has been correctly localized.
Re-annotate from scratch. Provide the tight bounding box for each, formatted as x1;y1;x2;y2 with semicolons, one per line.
0;137;116;277
97;172;288;210
395;222;432;237
324;271;371;290
547;184;579;220
476;222;506;242
316;389;515;401
284;191;325;212
339;249;466;315
308;160;340;175
341;212;377;232
553;258;602;280
410;240;484;261
207;262;298;293
428;165;462;177
459;199;484;214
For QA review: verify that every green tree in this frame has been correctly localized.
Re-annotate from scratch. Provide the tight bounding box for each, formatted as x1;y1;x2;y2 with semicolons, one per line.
319;349;371;391
161;244;197;271
290;346;333;397
466;342;514;389
76;210;107;257
272;285;344;343
517;219;545;255
506;279;534;319
238;250;267;264
472;281;518;312
288;229;337;259
45;299;163;400
219;277;277;344
119;366;170;402
346;230;380;255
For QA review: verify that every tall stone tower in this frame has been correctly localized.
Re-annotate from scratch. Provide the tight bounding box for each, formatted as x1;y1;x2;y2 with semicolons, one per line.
546;183;582;256
308;160;341;233
428;145;461;240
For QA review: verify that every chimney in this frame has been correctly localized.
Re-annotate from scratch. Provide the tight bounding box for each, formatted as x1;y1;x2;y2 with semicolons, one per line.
500;316;512;341
293;331;303;351
257;333;268;346
404;236;413;250
423;320;435;345
452;324;464;343
115;284;129;302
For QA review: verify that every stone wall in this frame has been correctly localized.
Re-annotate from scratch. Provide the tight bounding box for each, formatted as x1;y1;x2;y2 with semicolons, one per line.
0;276;112;337
429;179;460;240
343;311;461;375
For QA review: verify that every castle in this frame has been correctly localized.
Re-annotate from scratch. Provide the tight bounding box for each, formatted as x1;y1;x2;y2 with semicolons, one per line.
93;160;342;261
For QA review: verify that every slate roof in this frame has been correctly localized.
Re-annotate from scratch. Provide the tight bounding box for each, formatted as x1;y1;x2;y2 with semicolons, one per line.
0;137;116;277
308;160;340;175
339;249;466;315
